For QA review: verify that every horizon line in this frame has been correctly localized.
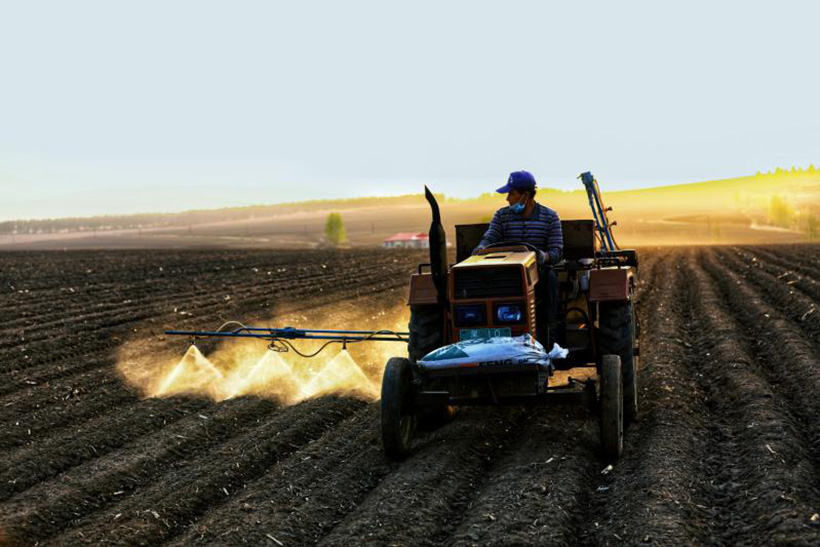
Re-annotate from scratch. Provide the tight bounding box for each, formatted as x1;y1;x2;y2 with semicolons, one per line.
2;166;817;224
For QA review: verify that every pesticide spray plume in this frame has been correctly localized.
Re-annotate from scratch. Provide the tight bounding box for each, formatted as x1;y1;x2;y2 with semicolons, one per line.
116;296;409;405
153;344;226;400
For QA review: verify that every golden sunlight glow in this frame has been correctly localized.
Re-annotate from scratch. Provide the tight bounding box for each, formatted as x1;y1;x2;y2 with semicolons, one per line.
116;299;408;405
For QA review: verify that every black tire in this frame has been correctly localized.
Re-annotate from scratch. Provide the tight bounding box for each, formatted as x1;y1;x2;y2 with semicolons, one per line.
408;305;444;363
408;305;455;431
599;354;623;460
597;299;638;423
381;357;416;459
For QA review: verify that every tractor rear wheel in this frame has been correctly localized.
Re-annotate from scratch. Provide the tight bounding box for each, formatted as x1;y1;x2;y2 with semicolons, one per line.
597;299;638;423
599;354;624;460
381;357;416;459
408;306;455;432
408;305;444;363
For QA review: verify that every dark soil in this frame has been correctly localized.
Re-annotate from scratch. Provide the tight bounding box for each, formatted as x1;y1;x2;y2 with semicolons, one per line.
1;245;819;546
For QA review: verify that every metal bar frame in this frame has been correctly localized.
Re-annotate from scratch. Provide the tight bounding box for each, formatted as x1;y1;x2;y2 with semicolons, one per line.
165;327;409;343
580;171;617;252
420;389;596;408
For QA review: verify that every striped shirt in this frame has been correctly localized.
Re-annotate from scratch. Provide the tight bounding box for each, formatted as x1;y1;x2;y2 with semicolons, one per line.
476;202;564;263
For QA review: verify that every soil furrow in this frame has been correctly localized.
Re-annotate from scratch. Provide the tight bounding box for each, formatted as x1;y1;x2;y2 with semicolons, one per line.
731;247;820;303
0;256;415;370
0;259;404;343
0;396;211;501
0;372;137;452
702;250;820;463
0;274;388;392
3;246;820;545
578;255;712;545
44;396;364;546
0;352;124;398
741;245;820;285
445;407;598;547
317;407;528;546
0;263;410;379
680;248;820;544
168;405;391;546
0;397;279;545
716;248;820;352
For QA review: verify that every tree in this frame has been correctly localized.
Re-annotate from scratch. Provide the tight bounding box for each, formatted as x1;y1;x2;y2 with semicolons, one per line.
324;213;346;246
768;195;794;228
803;213;819;242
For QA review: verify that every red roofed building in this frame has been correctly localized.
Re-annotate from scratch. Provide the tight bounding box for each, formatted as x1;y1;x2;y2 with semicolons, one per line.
382;232;429;249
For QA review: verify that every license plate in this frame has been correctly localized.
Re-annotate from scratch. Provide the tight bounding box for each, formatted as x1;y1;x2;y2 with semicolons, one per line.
459;327;512;341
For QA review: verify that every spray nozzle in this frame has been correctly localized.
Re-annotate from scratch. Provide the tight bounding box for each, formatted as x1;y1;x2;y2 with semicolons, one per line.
268;339;288;353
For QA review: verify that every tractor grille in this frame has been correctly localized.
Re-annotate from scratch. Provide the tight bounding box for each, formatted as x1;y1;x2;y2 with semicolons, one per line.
454;267;523;300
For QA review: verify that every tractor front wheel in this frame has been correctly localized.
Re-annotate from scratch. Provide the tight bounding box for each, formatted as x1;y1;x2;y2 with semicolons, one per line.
599;354;624;461
381;357;416;459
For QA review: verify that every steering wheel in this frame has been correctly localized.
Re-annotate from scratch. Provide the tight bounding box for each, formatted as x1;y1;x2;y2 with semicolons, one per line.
479;241;541;254
478;241;548;265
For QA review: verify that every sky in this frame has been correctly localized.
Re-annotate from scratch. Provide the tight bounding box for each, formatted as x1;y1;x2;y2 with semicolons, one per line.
1;0;818;221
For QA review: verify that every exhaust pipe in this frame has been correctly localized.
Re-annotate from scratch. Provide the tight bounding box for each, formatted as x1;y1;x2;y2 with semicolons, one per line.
424;186;449;307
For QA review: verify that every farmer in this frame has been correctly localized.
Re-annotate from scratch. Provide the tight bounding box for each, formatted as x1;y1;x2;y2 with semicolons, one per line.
474;170;563;346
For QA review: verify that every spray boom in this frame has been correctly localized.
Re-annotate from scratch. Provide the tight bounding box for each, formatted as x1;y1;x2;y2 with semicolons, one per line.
165;322;409;357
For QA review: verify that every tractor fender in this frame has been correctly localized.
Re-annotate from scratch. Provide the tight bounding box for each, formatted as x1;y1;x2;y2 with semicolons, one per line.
407;272;438;305
588;269;632;302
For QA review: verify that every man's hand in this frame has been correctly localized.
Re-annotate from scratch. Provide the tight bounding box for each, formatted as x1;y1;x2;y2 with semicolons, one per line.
537;249;549;265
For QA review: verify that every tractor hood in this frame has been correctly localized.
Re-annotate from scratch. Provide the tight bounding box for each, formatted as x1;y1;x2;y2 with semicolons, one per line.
454;250;537;269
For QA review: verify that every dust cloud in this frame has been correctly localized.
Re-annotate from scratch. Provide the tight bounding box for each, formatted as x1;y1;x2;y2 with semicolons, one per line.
116;299;408;405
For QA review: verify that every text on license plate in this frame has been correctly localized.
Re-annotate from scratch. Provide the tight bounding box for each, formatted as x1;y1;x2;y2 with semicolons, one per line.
459;327;512;341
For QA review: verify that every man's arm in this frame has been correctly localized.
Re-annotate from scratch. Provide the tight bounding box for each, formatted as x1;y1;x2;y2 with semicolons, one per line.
545;209;563;264
474;209;505;253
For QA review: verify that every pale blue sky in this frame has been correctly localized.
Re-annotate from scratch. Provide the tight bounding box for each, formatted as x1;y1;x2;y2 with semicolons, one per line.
1;0;817;221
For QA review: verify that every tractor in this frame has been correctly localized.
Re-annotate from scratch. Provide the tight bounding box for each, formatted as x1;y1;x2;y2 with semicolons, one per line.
164;172;638;461
381;172;639;460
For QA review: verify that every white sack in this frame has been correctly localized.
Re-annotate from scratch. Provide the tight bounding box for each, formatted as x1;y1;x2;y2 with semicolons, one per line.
419;334;566;370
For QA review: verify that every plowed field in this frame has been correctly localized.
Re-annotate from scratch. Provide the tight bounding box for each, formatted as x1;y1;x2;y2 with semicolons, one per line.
1;245;820;546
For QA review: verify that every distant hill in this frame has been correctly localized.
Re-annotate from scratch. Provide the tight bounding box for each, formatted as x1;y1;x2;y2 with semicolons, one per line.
0;194;432;235
1;167;817;249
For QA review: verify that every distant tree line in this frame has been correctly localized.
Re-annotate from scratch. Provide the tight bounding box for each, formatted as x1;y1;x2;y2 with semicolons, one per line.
0;190;569;235
0;194;425;235
756;165;817;176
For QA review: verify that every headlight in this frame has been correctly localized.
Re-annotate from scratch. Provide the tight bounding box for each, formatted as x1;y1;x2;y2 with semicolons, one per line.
495;303;524;324
455;304;485;326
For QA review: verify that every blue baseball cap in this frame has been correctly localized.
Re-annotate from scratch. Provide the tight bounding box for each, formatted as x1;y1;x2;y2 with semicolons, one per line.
496;170;536;194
